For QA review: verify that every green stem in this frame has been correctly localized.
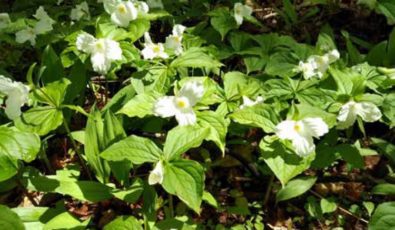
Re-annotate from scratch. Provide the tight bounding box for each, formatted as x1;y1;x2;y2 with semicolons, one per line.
63;116;92;180
264;175;275;206
168;194;174;218
40;147;53;174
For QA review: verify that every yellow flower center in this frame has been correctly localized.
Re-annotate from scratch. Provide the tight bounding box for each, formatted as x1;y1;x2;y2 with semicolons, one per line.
153;45;161;53
294;124;301;132
117;4;127;14
95;40;104;50
175;97;189;109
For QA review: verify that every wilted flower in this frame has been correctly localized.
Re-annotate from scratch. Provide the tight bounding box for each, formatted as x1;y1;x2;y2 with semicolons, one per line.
239;96;264;109
165;24;186;56
0;75;29;120
337;101;382;129
0;13;11;30
297;49;340;79
275;117;329;156
70;2;90;21
233;2;252;26
76;32;122;74
141;32;168;60
148;161;164;185
154;81;205;126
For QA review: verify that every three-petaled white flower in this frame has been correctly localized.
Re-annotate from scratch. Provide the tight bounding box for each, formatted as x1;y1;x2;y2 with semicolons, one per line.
275;117;329;156
0;13;11;30
297;49;340;79
234;2;253;26
148;161;164;185
239;95;264;109
103;0;148;27
70;2;90;21
165;24;186;56
337;101;382;129
76;32;122;74
0;75;29;120
154;81;204;126
15;6;55;46
141;32;169;60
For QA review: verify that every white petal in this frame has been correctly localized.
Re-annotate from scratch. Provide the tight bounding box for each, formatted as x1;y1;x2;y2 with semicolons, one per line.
91;52;111;74
103;39;122;61
153;96;177;118
148;161;164;185
165;35;183;55
76;33;96;53
301;118;328;138
175;108;196;126
234;3;252;25
0;13;11;29
111;2;137;27
15;28;36;46
136;1;149;14
141;46;156;60
5;89;24;120
144;32;153;45
33;6;50;21
326;49;340;63
103;0;120;13
337;101;358;129
34;18;54;34
178;81;204;106
0;75;16;94
239;95;264;109
172;24;186;37
275;120;300;140
234;13;243;26
292;135;315;157
357;102;382;122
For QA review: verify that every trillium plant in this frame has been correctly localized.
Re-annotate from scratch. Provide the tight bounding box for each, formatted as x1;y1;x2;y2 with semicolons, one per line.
0;0;394;229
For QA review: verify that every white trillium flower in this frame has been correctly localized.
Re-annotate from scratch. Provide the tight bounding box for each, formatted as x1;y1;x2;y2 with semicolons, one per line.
275;117;329;156
134;1;149;14
0;75;30;120
111;1;138;27
148;161;164;185
76;33;122;74
165;24;186;56
154;81;204;126
239;96;264;109
234;2;253;26
141;32;169;60
70;2;90;21
297;49;340;79
0;13;11;30
337;101;382;129
15;27;37;46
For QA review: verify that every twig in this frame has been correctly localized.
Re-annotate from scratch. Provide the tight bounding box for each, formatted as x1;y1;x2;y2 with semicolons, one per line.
309;190;369;225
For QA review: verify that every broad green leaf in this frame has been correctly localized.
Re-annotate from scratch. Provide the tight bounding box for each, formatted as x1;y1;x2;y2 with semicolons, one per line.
25;174;113;202
202;191;218;208
40;45;65;84
243;56;266;74
209;7;237;39
15;106;63;136
112;179;144;203
371;138;395;165
382;93;395;127
0;155;18;182
0;126;41;163
320;197;337;214
101;135;162;164
12;207;48;229
372;183;395;195
163;125;210;160
33;78;71;107
265;52;299;78
104;216;142;230
170;48;222;69
336;144;364;168
117;92;160;118
369;202;395;230
230;104;280;133
127;19;150;42
162;159;204;213
64;61;87;103
0;205;24;230
197;111;229;154
44;212;90;230
276;176;317;202
103;84;136;113
295;103;337;128
259;137;315;186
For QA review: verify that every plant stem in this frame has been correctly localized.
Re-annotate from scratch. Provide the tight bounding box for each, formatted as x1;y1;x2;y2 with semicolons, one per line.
264;175;275;206
169;194;174;218
40;147;53;174
63;116;92;180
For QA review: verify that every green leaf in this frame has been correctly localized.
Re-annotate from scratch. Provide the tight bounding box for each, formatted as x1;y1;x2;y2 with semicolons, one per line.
371;138;395;165
230;104;280;133
40;45;65;84
104;216;142;230
372;183;395;195
103;84;136;113
209;7;238;39
15;106;63;136
202;191;218;208
295;103;337;128
163;125;210;160
33;78;71;107
101;135;162;165
117;92;160;118
25;174;113;202
127;19;150;42
197;111;229;154
259;138;315;186
0;205;24;230
382;93;395;127
162;159;204;213
265;52;299;78
0;155;18;182
243;56;266;74
320;197;337;214
336;144;364;169
376;0;395;25
369;202;395;230
276;176;317;202
44;212;90;230
170;48;222;69
112;179;144;203
0;126;41;163
64;61;88;103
